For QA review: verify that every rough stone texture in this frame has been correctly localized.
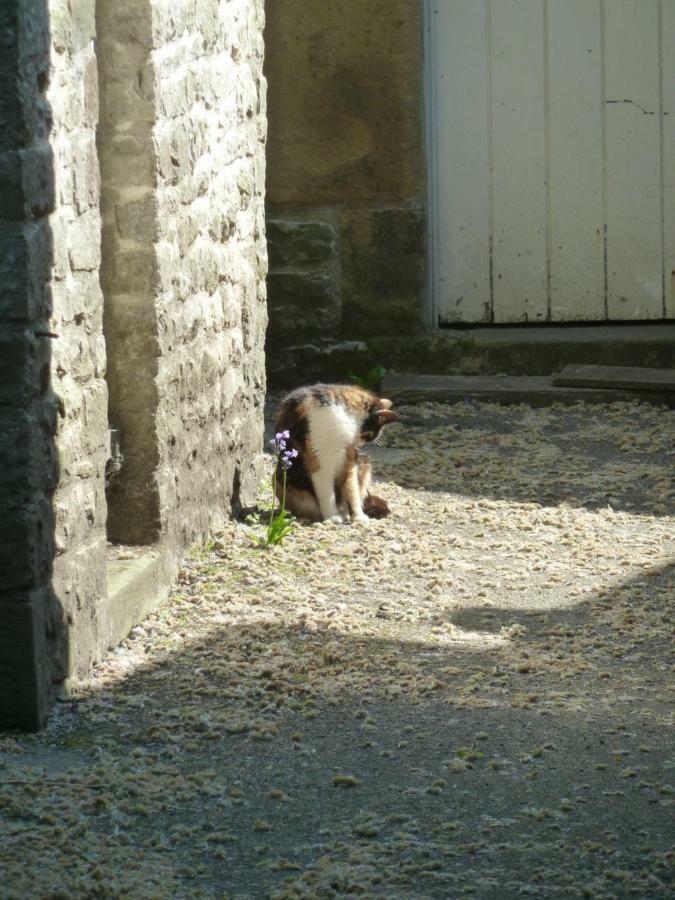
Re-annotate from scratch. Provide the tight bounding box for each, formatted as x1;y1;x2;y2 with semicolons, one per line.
0;0;107;730
263;0;427;383
98;0;267;548
266;219;340;346
150;0;268;551
1;0;268;730
48;0;109;695
339;207;426;338
268;325;675;389
96;0;161;544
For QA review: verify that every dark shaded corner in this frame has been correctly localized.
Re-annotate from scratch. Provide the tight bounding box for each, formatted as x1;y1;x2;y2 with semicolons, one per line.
0;0;67;730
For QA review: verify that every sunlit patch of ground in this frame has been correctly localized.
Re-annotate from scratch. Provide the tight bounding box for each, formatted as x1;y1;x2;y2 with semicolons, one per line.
1;401;673;898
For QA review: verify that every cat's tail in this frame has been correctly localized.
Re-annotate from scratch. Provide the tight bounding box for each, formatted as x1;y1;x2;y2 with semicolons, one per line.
363;493;390;519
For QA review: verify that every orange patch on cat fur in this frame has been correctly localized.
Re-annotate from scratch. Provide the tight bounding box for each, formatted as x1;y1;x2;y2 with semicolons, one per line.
293;401;320;473
336;386;373;412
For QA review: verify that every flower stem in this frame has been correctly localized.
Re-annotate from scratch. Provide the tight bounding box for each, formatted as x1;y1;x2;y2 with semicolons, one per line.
268;463;278;544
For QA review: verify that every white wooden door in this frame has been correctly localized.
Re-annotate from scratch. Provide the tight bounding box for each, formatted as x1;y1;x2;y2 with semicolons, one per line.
428;0;675;324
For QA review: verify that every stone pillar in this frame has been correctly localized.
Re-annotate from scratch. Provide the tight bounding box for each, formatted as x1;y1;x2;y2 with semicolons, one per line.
0;0;108;729
151;0;268;542
0;1;54;731
0;0;267;730
97;0;268;550
96;0;161;544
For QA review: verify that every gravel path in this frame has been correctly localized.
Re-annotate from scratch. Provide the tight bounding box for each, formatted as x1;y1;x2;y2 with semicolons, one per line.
1;400;673;899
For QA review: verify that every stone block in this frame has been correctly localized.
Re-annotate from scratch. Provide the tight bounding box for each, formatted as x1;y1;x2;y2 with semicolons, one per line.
96;0;152;50
339;206;426;337
100;135;156;188
72;132;100;213
0;222;51;321
267;219;336;269
266;271;340;342
67;208;101;272
69;0;96;52
0;596;49;730
0;327;45;406
0;143;55;219
0;500;45;592
114;194;157;243
105;250;157;295
0;51;26;153
82;50;99;130
50;0;73;55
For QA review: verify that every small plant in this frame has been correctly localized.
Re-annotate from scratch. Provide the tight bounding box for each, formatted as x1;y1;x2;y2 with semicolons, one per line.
347;365;387;391
253;430;297;548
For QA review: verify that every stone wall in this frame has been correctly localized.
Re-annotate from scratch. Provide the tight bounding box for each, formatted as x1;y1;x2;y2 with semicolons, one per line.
151;0;268;549
97;0;161;544
0;0;267;730
263;0;426;386
98;0;267;548
0;0;108;729
49;0;109;687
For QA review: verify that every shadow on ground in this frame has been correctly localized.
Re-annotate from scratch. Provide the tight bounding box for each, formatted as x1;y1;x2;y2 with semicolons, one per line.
2;557;672;898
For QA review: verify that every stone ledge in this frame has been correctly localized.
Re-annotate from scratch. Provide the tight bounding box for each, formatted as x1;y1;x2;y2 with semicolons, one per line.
268;324;675;388
96;550;169;667
382;374;675;408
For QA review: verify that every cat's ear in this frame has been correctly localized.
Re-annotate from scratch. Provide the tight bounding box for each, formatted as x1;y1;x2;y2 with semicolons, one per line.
378;398;393;410
377;409;398;424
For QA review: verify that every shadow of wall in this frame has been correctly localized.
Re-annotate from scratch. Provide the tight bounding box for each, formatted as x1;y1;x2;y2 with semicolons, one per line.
0;0;110;731
0;0;67;729
10;557;670;894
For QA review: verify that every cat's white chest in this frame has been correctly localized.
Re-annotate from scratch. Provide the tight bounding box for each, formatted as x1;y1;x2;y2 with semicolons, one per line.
307;404;358;464
306;404;360;521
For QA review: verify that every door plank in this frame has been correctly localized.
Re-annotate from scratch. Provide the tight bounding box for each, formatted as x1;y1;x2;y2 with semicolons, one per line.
548;0;605;321
434;0;492;324
605;0;663;319
491;0;548;323
662;0;675;317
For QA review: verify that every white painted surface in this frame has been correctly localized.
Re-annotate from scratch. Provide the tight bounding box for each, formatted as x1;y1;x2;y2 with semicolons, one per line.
548;0;605;320
429;0;674;324
491;0;548;323
432;0;491;323
605;0;663;320
663;0;675;318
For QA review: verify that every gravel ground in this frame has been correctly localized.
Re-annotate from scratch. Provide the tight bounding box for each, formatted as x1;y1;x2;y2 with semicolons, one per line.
1;399;673;899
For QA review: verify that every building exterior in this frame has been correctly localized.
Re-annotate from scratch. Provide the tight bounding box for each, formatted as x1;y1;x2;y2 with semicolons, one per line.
0;0;267;730
264;0;675;385
3;0;674;730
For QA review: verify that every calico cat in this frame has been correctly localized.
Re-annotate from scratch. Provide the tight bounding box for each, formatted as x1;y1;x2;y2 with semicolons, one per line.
274;384;398;523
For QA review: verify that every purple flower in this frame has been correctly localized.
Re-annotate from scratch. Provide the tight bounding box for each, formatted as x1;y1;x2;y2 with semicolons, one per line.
280;447;298;470
270;429;290;453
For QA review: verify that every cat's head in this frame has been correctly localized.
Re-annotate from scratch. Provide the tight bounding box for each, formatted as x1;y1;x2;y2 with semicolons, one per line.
360;397;398;444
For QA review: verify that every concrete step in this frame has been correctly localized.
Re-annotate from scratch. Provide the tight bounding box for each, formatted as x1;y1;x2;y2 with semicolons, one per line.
552;363;675;392
382;373;675;407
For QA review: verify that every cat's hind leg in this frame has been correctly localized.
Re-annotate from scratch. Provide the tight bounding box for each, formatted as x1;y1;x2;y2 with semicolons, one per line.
310;467;343;523
341;453;368;524
357;454;390;519
281;484;322;522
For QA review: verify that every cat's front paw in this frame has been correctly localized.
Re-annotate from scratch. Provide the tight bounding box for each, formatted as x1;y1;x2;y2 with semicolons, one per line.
351;513;370;526
326;514;344;525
